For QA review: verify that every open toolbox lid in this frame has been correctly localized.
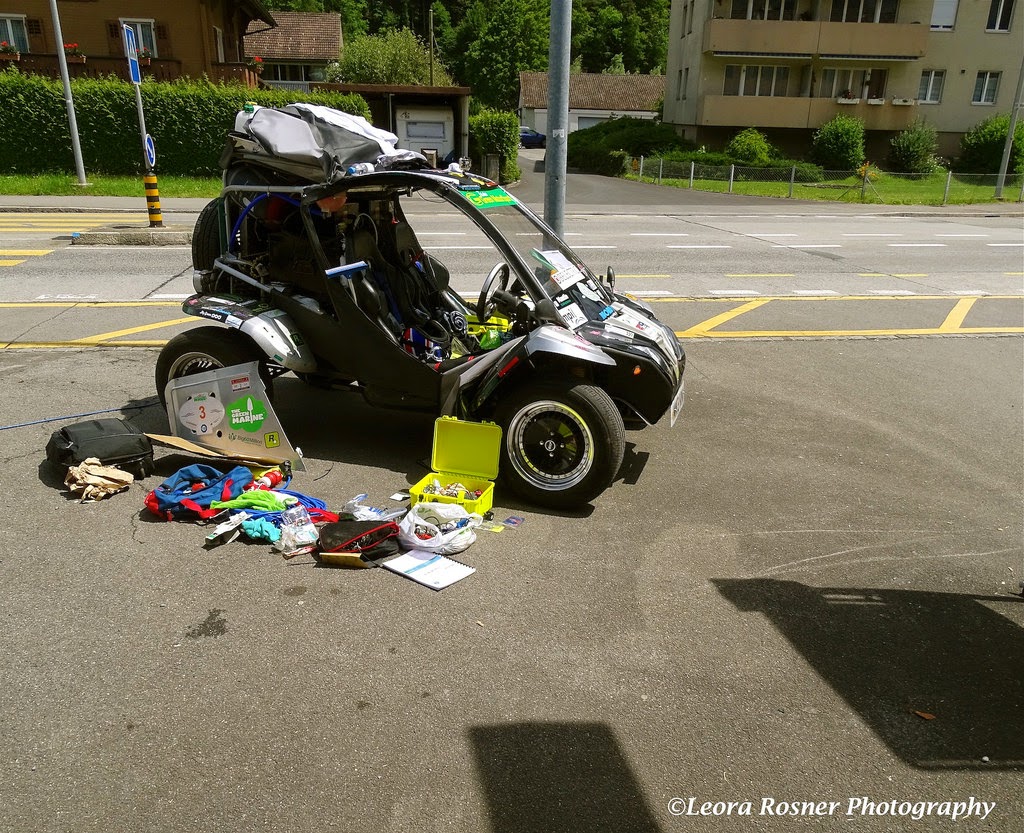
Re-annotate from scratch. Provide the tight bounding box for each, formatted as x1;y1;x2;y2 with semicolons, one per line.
431;417;501;481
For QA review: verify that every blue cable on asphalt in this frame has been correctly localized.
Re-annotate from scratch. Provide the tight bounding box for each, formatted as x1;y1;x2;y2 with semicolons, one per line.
0;398;161;431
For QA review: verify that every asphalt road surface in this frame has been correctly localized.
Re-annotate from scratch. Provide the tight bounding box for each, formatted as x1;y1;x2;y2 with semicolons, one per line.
0;171;1022;832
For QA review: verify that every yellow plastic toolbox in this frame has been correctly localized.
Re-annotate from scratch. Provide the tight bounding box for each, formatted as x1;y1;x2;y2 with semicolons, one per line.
409;417;502;515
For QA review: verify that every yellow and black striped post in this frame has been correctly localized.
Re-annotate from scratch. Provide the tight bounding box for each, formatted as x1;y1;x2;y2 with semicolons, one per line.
143;172;164;228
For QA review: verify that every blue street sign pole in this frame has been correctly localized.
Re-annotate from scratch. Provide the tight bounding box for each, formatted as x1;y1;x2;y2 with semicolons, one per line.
123;24;163;227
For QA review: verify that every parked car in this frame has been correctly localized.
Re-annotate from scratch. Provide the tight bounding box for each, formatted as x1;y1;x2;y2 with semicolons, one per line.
519;126;546;149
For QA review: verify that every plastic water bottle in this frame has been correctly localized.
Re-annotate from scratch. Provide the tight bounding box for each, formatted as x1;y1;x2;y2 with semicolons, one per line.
346;162;374;176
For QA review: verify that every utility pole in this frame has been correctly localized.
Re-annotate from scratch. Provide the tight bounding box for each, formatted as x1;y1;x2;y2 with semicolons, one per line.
48;0;88;186
994;51;1024;199
543;0;571;238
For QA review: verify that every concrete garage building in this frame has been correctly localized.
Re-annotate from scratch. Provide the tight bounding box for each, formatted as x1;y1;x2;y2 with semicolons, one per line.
662;0;1023;158
518;71;666;136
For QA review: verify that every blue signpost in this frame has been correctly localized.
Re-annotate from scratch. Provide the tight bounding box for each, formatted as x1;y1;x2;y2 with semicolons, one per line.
123;24;163;227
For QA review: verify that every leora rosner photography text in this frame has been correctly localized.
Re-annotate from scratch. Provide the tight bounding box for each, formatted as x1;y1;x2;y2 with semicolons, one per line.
667;796;995;821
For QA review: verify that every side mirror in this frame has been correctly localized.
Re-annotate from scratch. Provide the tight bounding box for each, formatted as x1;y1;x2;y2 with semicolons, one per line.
605;267;616;293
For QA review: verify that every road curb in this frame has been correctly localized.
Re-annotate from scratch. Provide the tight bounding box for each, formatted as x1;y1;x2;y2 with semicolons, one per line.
70;227;192;246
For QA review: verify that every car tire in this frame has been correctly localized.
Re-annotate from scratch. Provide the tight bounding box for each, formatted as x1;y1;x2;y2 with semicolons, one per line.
494;379;625;509
155;326;271;408
192;198;223;271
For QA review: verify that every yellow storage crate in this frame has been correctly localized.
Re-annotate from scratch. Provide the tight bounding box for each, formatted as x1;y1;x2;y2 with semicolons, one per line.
409;417;502;515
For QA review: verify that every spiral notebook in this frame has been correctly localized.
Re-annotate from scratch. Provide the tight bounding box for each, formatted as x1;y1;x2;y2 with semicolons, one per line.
382;550;475;590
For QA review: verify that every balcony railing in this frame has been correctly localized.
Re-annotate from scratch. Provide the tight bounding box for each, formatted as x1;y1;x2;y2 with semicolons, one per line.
701;94;919;130
704;19;927;60
3;54;262;87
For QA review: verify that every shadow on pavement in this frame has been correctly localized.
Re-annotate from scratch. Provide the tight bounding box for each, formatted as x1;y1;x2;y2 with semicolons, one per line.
470;721;662;833
713;578;1024;770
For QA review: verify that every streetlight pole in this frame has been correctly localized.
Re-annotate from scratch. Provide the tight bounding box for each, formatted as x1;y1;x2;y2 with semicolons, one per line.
48;0;88;186
994;51;1024;199
543;0;571;238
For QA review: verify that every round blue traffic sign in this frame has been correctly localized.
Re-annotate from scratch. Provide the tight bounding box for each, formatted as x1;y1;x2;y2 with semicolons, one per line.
144;134;156;169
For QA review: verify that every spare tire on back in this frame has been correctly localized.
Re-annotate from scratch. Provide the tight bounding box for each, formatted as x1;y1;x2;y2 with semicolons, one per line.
192;197;223;271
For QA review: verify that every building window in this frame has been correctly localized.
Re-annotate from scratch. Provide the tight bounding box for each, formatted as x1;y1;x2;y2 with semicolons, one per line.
917;70;944;103
0;15;29;53
681;2;689;37
213;26;225;63
687;0;695;31
683;67;689;100
730;0;797;20
121;19;157;57
676;69;683;100
972;71;1000;104
986;0;1015;29
829;0;898;22
724;65;791;96
930;0;958;29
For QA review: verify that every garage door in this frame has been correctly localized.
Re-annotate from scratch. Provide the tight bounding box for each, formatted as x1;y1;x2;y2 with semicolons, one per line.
577;116;609;131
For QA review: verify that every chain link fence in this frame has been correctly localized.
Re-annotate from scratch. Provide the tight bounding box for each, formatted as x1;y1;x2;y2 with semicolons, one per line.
625;156;1024;206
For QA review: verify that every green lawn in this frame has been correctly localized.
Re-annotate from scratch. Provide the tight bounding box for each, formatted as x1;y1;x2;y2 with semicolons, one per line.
0;173;221;198
625;169;1023;206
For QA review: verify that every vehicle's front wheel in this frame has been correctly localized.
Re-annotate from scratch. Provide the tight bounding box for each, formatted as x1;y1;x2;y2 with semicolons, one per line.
155;326;271;408
494;380;625;509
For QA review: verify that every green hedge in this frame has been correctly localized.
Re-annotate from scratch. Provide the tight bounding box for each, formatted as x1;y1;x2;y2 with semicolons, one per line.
0;68;370;176
467;109;520;183
567;117;690;174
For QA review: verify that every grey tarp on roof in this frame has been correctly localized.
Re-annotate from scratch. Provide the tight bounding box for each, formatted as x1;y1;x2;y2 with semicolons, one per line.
229;104;425;183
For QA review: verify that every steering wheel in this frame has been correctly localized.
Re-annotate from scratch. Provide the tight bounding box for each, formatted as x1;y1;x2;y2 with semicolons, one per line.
477;262;510;324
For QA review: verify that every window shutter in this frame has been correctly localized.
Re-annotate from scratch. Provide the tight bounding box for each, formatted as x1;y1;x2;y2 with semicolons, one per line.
26;18;46;53
156;23;172;58
930;0;958;29
105;20;123;56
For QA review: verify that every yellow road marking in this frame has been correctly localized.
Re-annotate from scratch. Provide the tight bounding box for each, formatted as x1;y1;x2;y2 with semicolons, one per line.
2;340;169;349
892;273;928;278
0;249;53;256
939;298;977;332
0;259;26;266
70;317;194;344
681;299;771;336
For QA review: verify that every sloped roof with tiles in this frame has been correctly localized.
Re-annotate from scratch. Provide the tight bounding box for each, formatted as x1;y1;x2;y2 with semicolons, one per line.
519;71;665;112
244;11;342;61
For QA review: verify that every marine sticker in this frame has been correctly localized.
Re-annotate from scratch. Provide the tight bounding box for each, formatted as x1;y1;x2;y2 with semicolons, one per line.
228;395;268;433
463;187;518;210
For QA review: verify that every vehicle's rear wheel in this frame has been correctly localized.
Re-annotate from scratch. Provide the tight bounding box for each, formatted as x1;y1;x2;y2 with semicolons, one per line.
192;198;223;271
494;379;625;509
155;326;271;408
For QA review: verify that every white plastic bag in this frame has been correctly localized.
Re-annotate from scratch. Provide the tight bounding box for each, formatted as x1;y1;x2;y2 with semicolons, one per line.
398;501;482;555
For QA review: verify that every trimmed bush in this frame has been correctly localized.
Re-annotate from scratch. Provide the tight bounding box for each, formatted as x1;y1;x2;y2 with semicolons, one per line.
468;109;520;183
567;117;690;173
811;114;866;170
887;119;941;174
956;113;1024;175
0;68;370;176
726;128;776;166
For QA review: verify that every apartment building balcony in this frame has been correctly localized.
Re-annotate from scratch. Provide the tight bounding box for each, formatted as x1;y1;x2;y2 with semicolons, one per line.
704;19;927;60
8;54;263;87
701;94;919;130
